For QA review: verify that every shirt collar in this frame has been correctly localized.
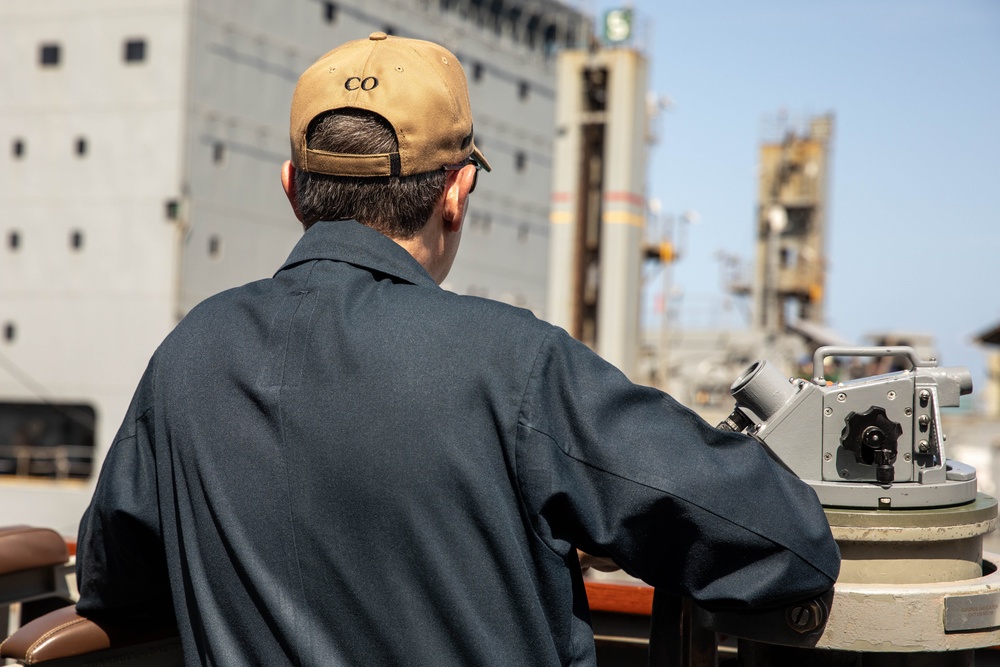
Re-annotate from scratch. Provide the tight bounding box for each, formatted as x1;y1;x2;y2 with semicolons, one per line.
275;220;439;288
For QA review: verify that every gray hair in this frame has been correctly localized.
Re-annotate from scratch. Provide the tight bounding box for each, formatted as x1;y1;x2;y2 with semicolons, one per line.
294;110;446;238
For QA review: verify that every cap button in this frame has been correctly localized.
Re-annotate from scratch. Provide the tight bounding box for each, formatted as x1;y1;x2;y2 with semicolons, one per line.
369;32;388;41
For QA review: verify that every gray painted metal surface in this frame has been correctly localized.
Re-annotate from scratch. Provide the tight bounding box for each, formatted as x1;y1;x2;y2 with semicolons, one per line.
730;346;977;508
700;554;1000;652
547;47;649;379
0;0;589;533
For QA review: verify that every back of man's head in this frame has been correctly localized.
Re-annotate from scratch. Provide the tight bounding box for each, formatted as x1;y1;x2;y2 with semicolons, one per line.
288;33;490;237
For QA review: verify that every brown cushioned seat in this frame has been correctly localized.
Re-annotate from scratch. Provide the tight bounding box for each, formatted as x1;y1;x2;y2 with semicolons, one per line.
1;605;182;666
0;526;68;578
0;524;73;638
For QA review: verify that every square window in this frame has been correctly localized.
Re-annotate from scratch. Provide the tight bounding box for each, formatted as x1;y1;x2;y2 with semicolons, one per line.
39;43;60;67
124;39;146;63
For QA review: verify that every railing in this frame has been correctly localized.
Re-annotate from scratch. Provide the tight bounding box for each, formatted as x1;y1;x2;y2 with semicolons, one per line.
0;444;93;480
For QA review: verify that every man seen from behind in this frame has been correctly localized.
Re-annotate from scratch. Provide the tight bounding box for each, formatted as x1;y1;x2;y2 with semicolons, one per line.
75;33;840;666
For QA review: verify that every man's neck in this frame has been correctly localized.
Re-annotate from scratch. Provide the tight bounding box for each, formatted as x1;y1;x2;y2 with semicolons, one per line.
390;214;449;284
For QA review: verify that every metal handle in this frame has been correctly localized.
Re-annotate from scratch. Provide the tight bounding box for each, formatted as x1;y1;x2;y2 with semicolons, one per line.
812;346;935;385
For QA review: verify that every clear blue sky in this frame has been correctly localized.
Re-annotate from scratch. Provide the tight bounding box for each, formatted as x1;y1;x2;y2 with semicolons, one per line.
576;0;1000;399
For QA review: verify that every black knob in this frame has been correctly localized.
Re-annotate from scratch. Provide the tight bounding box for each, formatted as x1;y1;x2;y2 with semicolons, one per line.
841;406;903;484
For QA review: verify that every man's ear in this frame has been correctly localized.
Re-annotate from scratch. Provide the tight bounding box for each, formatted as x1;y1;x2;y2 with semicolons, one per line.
281;160;304;223
441;165;475;233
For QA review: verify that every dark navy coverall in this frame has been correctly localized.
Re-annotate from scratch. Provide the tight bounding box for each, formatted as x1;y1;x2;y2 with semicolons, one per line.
76;220;840;666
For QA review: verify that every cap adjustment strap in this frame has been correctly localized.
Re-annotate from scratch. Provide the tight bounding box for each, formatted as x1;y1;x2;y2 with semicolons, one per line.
304;148;402;177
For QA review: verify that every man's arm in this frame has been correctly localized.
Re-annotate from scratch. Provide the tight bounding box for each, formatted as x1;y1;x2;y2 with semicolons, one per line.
76;363;173;621
516;328;840;611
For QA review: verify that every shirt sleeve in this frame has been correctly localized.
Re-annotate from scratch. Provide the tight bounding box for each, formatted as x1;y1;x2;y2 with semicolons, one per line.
75;361;173;621
514;327;840;611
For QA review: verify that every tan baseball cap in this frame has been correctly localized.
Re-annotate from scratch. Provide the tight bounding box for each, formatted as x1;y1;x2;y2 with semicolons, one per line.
290;32;491;178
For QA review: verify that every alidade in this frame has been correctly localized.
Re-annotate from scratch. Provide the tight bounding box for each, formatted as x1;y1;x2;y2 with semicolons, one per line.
699;346;1000;663
719;346;975;509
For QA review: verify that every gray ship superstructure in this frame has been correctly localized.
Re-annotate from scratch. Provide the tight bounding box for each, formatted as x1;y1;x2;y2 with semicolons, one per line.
0;0;590;532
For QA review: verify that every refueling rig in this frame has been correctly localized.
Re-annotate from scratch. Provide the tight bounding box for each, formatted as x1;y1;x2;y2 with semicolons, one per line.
697;346;999;666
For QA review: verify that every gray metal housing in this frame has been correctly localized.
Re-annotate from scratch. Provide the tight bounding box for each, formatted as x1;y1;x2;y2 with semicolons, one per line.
732;347;977;508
